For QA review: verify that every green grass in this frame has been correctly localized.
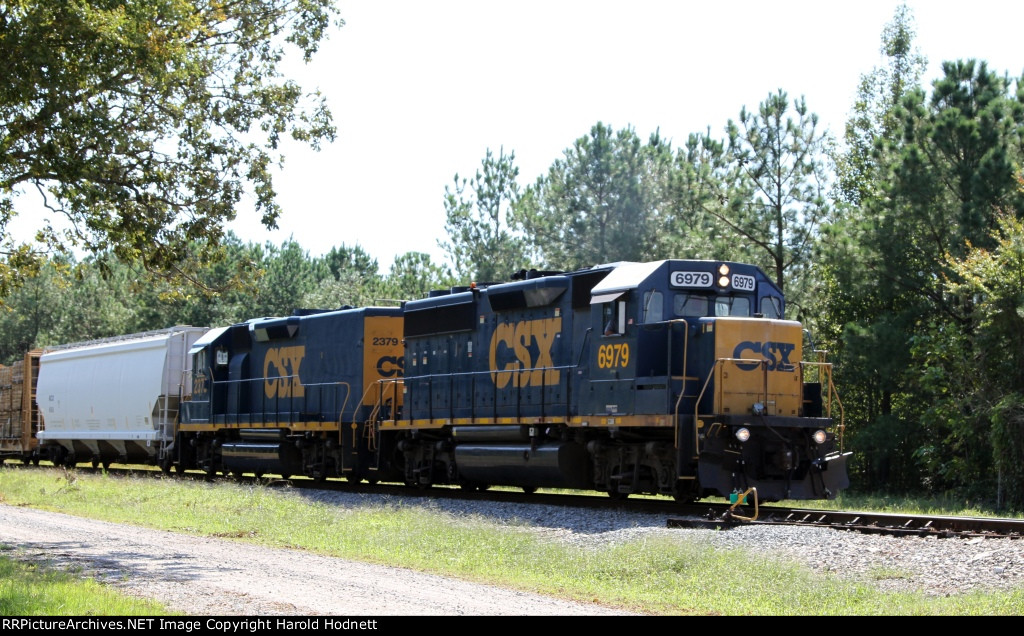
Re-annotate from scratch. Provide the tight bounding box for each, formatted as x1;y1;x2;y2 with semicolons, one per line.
0;465;1021;616
0;551;170;615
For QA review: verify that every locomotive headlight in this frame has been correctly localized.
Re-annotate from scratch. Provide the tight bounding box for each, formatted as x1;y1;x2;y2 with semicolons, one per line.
734;427;751;443
718;276;730;287
812;429;828;444
718;264;730;276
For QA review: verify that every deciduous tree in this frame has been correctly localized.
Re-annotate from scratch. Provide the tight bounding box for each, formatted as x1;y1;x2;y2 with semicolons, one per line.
0;0;340;298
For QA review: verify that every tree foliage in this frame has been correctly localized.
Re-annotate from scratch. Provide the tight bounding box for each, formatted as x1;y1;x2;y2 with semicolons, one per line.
721;91;831;302
671;92;832;324
821;5;931;492
0;0;340;298
440;147;529;282
384;251;454;301
319;244;379;283
887;59;1024;273
667;130;735;260
830;54;1024;498
250;238;321;317
913;213;1024;506
834;3;927;208
516;123;675;270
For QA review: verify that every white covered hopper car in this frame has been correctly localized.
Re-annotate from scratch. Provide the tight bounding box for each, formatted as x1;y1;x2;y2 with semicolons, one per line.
35;326;209;470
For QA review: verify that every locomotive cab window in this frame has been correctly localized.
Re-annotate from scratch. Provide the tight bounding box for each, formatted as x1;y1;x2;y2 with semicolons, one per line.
641;290;663;323
602;299;627;336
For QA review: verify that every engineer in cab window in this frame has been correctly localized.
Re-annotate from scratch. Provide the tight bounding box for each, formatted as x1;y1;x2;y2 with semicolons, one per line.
603;301;624;336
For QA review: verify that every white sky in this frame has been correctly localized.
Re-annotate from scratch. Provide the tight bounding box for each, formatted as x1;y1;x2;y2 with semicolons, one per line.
17;1;1024;274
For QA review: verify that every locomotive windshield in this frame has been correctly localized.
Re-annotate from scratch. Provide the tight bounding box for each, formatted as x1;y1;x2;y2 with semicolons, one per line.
643;290;783;321
671;292;752;318
713;295;751;317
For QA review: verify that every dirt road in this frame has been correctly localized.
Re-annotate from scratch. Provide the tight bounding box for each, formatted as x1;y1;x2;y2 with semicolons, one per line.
0;504;638;616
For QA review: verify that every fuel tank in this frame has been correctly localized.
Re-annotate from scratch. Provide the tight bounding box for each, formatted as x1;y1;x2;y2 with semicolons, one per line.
453;441;590;488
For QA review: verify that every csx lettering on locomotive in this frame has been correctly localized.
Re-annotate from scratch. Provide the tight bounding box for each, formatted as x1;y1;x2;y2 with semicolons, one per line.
732;341;796;372
376;355;404;377
488;317;561;388
264;345;306;398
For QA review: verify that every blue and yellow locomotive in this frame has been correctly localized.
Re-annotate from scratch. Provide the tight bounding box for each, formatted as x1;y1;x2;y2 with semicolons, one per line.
177;306;404;482
383;259;848;502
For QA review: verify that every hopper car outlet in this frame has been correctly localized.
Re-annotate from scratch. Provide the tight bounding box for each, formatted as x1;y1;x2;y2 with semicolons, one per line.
0;259;849;503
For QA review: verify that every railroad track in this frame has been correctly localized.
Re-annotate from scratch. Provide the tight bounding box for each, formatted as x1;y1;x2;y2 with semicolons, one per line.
7;462;1024;539
273;473;1024;539
666;502;1024;539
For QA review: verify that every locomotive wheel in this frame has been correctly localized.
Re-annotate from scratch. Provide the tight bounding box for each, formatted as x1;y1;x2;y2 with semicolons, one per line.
407;477;432;490
521;486;536;494
102;461;111;471
606;482;630;500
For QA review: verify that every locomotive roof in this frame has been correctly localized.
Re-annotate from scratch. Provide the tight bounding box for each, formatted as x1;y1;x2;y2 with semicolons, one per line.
590;261;665;298
189;325;230;355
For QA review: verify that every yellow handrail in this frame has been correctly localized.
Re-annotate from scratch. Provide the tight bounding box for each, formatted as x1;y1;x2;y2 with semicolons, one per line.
799;360;846;451
667;319;689;451
366;378;403;451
